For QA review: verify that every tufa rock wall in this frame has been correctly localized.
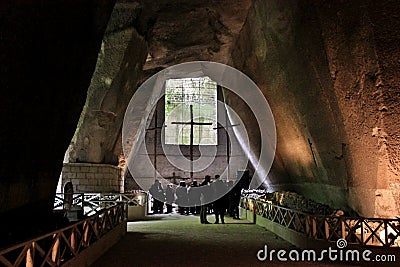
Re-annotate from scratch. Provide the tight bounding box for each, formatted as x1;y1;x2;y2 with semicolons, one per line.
231;0;400;217
67;1;148;165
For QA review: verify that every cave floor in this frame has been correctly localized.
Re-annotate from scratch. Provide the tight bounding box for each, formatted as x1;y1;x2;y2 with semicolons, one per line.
92;213;348;267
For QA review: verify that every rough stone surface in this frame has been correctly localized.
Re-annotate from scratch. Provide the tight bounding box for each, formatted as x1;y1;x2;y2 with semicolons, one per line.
138;0;252;73
231;0;400;217
1;0;400;245
67;1;147;165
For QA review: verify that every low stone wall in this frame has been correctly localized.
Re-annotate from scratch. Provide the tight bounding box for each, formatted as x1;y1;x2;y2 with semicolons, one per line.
62;163;123;193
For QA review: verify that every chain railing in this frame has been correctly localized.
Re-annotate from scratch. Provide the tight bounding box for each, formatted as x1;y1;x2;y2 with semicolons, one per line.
240;197;400;248
0;203;127;267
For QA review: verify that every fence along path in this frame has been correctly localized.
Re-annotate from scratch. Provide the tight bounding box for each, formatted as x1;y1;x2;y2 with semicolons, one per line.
241;197;400;248
0;201;127;267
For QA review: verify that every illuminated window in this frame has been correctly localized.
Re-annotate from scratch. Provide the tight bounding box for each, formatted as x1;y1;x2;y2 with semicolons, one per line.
165;77;217;145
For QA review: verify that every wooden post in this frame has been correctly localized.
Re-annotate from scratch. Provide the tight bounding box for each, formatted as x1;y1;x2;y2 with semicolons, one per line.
83;221;89;246
312;217;317;239
51;234;60;263
26;243;34;267
325;219;330;240
71;230;76;253
341;219;346;239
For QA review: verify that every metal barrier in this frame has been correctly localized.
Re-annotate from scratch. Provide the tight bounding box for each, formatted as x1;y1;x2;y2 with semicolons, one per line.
54;192;145;216
240;197;400;248
0;203;127;267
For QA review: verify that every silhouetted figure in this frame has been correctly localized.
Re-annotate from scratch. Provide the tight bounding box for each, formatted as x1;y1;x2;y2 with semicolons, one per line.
149;179;165;214
176;181;189;215
230;182;241;219
212;175;227;224
188;181;201;214
200;175;212;224
165;184;175;213
226;181;234;216
63;181;74;211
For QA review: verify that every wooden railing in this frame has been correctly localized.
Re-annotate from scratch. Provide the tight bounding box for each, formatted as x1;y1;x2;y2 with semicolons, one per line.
240;197;400;248
0;203;127;267
54;192;146;216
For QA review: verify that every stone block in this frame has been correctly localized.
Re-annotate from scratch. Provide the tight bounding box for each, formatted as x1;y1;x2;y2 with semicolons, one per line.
82;179;90;185
95;173;104;179
81;166;90;173
86;185;94;192
76;185;86;192
96;186;105;192
76;173;85;179
63;165;71;172
86;172;95;179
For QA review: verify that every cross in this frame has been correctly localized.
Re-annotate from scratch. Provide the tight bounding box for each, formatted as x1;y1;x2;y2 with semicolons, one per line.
214;115;239;182
146;110;163;180
171;104;212;181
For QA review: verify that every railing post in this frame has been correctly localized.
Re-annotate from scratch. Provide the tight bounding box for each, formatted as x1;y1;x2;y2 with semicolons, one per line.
83;221;89;246
51;234;60;264
71;229;76;253
361;221;365;246
325;218;330;240
312;217;317;239
253;200;256;224
26;243;34;267
125;203;128;221
383;220;388;246
81;193;85;209
341;218;346;239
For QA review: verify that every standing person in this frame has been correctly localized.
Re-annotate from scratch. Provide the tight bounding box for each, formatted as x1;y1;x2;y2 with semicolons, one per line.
188;181;201;214
199;175;211;224
212;175;226;224
165;184;175;213
231;181;241;219
175;181;188;215
149;179;165;214
226;181;234;216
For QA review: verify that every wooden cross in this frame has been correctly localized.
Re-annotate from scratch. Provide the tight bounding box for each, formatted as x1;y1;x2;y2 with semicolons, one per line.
146;110;163;180
171;104;212;181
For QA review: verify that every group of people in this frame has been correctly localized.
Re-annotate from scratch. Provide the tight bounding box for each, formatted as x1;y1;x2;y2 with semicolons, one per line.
148;175;243;224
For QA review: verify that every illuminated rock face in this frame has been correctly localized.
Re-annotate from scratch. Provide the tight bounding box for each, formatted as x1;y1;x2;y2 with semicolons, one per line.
231;0;400;217
1;0;399;226
66;2;147;165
